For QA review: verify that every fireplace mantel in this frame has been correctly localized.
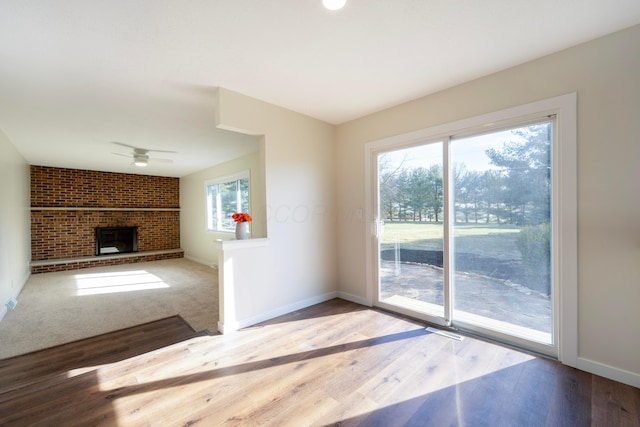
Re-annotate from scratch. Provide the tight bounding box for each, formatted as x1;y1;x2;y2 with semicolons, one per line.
31;207;181;211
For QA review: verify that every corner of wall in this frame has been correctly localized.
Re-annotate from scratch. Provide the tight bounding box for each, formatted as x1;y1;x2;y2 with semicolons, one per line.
0;129;31;322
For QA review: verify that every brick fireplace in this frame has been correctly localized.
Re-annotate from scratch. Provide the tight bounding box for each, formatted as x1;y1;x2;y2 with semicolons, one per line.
30;166;183;273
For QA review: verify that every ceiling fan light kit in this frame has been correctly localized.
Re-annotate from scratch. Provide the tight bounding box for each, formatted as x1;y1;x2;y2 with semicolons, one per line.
133;155;148;167
133;148;149;167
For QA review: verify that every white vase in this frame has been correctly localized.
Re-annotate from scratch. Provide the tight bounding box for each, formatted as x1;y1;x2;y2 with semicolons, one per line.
235;222;249;240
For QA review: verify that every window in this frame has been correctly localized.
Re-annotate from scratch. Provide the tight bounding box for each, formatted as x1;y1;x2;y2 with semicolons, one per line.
206;172;250;232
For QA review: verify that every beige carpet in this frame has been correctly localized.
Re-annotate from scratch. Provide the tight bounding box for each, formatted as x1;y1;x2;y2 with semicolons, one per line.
0;258;218;359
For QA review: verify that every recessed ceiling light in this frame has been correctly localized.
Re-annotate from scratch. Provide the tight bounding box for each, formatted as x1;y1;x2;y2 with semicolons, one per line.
323;0;346;11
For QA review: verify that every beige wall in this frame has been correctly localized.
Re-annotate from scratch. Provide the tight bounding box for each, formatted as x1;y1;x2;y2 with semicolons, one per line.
213;88;337;327
335;25;640;383
0;129;31;320
180;150;263;266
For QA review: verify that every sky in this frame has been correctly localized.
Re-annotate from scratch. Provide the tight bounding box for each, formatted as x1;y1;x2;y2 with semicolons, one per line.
379;129;522;173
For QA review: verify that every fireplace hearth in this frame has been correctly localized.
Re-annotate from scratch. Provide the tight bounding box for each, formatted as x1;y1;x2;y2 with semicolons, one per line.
96;227;138;256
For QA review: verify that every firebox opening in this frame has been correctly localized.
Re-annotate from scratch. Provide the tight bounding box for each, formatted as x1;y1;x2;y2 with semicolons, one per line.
96;227;138;256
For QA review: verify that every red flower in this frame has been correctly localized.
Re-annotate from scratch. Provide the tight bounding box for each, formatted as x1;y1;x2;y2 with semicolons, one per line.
232;212;252;223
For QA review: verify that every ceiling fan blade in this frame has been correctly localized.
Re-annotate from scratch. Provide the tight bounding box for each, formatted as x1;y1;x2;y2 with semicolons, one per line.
111;141;176;154
110;141;137;150
147;148;177;154
111;152;131;158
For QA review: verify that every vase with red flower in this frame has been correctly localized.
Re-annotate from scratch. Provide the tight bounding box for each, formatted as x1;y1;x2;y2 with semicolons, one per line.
232;212;252;240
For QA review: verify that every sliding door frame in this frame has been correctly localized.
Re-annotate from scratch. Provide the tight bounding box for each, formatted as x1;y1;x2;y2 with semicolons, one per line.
364;93;577;365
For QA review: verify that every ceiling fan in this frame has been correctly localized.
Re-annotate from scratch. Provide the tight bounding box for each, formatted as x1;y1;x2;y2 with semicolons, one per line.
111;141;176;167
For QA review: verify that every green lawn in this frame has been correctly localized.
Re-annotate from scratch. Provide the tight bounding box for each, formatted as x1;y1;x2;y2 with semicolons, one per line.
380;222;521;260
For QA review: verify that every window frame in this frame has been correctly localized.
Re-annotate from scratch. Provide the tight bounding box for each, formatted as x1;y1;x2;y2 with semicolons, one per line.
364;93;577;365
205;170;250;233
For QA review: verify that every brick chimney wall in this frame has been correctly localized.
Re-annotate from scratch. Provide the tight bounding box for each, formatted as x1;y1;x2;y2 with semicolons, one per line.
30;166;182;272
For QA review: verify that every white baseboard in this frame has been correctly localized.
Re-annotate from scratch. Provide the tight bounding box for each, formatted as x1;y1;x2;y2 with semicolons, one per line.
0;270;30;324
217;319;240;334
183;255;216;268
336;291;372;307
577;357;640;388
18;270;30;295
219;291;339;334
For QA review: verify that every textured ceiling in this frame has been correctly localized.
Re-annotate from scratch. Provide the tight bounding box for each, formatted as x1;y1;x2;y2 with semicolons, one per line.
1;1;639;177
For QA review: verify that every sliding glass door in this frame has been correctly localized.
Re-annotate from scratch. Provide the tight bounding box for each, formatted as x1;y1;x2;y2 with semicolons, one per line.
375;119;555;354
377;142;445;320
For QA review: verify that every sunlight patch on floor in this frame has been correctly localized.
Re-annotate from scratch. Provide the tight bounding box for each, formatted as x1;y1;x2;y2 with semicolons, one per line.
337;344;536;425
74;270;170;296
91;319;536;425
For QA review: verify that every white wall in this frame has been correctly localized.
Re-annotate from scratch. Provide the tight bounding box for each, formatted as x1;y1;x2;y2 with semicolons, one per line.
180;150;263;266
213;88;338;329
335;25;640;385
0;129;31;322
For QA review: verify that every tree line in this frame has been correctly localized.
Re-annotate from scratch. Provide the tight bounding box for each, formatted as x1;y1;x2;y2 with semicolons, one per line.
379;123;551;227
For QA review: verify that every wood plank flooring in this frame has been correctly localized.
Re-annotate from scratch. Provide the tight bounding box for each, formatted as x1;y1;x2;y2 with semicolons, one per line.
0;316;205;401
0;299;638;426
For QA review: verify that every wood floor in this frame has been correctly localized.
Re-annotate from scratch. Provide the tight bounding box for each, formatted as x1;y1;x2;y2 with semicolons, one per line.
0;299;638;426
